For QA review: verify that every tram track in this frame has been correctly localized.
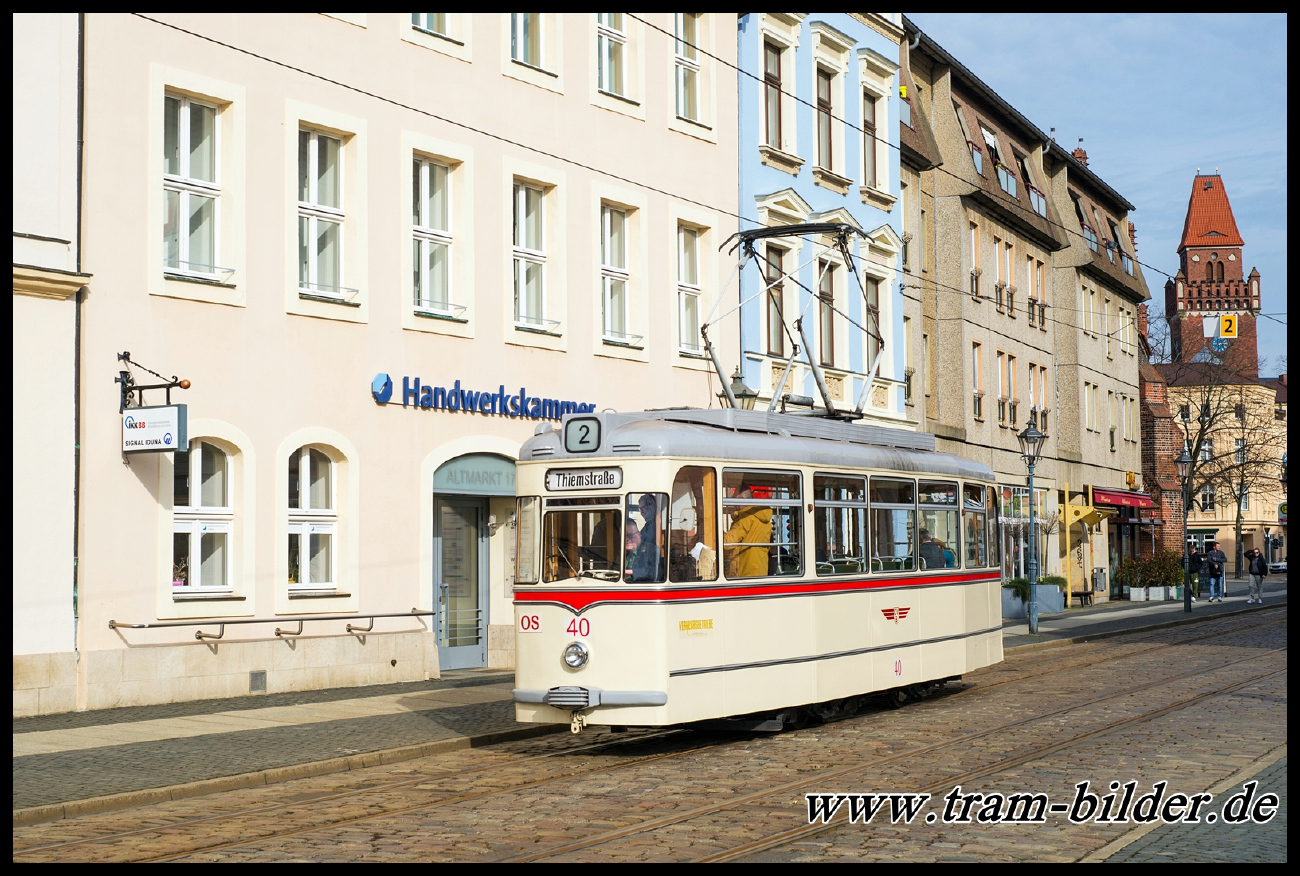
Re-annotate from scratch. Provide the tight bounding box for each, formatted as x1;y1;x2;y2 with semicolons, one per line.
12;609;1284;863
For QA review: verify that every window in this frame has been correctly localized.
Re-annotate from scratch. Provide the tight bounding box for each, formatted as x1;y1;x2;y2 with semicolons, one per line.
1235;438;1246;464
954;101;981;174
969;222;981;297
164;94;222;278
670;466;718;582
963;484;989;568
1199;483;1215;512
541;498;620;583
674;13;700;121
412;156;453;314
1106;298;1114;357
411;13;447;37
816;68;833;170
763;41;782;149
1200;439;1213;463
900;183;910;270
723;469;802;578
172;441;232;592
862;91;877;187
624;492;668;583
1108;391;1116;450
813;475;867;575
818;261;835;366
919;209;926;271
1234;403;1245;421
512;182;548;329
1037;365;1050;433
298;129;347;299
678;226;701;353
596;14;625;96
870;477;916;572
288;446;336;590
919;481;960;570
972;342;984;419
765;245;786;356
511;13;542;67
600;204;630;342
864;276;881;367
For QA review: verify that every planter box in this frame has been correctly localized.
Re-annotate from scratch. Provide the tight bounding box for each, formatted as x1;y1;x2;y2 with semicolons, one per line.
1001;584;1065;619
1148;586;1167;601
1130;587;1147;602
1170;585;1182;600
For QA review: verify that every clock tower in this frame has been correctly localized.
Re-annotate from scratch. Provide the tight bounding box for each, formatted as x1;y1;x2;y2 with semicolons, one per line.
1163;174;1261;374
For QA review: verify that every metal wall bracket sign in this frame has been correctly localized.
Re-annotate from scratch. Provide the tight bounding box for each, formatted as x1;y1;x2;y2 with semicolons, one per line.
122;405;187;453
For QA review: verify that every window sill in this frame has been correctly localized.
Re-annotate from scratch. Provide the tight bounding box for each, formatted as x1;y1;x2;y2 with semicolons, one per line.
299;292;361;307
597;89;640;107
602;338;644;351
758;144;805;177
676;115;711;131
172;592;244;602
165;273;237;289
860;185;898;211
412;26;463;46
288;590;352;599
811;166;853;196
415;309;468;323
678;350;708;360
515;324;562;338
511;58;558;78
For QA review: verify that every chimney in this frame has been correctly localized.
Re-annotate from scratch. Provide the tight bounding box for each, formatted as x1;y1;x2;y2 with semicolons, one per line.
1073;137;1088;166
1137;304;1149;338
1128;219;1138;253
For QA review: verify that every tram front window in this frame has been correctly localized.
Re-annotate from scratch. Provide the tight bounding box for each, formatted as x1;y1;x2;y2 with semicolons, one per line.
723;470;802;578
542;497;621;583
919;480;959;570
625;492;668;583
813;475;867;575
870;477;916;572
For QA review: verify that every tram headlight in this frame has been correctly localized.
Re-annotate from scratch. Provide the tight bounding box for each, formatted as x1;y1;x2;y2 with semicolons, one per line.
563;641;590;670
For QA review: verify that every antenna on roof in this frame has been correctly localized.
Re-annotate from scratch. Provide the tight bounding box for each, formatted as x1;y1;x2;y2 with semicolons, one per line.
1049;127;1056;141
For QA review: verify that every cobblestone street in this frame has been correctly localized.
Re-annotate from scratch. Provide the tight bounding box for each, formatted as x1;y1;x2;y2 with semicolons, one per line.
12;606;1286;863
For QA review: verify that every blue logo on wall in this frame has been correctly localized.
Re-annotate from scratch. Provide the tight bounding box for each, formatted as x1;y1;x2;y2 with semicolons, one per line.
370;373;593;421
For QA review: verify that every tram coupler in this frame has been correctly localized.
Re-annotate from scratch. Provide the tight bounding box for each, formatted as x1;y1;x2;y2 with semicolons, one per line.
570;711;587;734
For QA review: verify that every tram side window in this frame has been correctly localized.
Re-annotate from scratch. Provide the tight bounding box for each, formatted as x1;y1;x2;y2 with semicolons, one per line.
542;497;621;583
870;477;916;572
813;474;867;576
918;480;959;570
626;492;668;583
987;485;1000;568
670;466;718;582
963;484;988;567
515;496;539;583
722;469;802;578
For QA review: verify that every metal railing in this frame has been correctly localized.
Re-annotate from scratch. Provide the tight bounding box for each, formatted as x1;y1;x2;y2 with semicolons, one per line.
110;609;434;641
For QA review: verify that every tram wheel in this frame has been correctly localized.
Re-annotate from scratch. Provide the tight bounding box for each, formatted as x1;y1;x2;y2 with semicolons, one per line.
884;689;907;710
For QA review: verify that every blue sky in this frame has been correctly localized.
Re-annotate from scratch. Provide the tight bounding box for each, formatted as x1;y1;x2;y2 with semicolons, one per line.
907;13;1288;375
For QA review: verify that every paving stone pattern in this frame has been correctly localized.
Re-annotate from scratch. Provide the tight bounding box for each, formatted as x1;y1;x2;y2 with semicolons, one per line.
11;609;1286;863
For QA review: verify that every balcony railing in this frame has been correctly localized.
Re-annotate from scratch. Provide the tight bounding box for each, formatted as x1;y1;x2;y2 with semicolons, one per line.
973;392;984;420
994;281;1006;312
1028;297;1037;327
970;269;981;299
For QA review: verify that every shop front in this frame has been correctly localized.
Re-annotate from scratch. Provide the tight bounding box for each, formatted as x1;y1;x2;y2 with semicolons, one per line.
1093;488;1156;595
998;485;1050;583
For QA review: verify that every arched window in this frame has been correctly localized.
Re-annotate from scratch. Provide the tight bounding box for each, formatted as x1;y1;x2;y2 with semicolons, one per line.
1216;262;1224;282
288;446;336;590
1204;263;1213;281
173;440;232;591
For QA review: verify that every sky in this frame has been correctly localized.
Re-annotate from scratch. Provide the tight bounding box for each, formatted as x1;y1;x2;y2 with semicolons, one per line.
907;13;1288;376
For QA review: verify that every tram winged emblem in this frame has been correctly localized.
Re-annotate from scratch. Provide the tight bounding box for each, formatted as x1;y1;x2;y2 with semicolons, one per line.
881;607;911;624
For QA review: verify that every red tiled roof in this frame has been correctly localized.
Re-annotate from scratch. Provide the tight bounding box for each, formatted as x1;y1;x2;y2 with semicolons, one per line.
1179;175;1244;249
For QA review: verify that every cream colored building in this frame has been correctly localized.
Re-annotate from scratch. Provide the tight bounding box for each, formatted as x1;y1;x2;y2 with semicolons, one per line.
900;20;1149;600
13;13;738;716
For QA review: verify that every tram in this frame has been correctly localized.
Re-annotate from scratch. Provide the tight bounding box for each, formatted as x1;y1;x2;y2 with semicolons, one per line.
512;408;1003;732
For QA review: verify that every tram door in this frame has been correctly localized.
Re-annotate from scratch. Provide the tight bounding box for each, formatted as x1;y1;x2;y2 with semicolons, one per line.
433;497;488;669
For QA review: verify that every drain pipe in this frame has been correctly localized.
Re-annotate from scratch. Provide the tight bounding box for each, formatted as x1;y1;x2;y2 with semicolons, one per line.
73;12;86;667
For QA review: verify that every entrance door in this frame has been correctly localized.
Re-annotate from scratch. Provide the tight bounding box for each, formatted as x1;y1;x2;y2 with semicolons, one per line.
434;497;488;669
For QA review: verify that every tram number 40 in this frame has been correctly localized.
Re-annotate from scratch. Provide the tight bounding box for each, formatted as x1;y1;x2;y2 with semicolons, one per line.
893;659;904;678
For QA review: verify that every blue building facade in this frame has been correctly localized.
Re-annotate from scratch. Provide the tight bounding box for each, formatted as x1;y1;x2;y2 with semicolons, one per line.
734;13;907;426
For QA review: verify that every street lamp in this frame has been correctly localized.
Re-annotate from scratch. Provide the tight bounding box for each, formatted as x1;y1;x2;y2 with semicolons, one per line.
716;367;758;411
1017;422;1047;634
1175;449;1193;613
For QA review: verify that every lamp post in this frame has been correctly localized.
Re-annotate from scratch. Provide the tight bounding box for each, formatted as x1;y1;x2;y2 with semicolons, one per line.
1017;423;1047;634
1176;449;1193;613
716;367;758;411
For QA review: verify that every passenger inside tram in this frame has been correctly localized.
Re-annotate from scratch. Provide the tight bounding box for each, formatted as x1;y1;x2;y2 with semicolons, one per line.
669;466;717;582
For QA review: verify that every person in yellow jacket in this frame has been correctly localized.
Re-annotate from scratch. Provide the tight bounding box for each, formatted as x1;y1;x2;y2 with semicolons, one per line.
723;485;773;578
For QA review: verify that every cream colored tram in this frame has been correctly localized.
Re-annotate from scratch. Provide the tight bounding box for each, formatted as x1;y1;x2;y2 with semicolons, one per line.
512;409;1002;732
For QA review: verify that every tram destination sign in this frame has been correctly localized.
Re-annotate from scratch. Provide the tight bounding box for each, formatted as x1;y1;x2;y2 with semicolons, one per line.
546;467;623;491
122;404;187;454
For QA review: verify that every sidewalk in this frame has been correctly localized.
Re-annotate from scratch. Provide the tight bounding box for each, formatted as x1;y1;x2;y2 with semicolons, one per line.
13;577;1286;823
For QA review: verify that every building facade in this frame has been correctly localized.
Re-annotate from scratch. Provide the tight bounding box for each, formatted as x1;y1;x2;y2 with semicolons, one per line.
1156;174;1287;575
902;19;1151;599
13;13;739;715
735;13;908;424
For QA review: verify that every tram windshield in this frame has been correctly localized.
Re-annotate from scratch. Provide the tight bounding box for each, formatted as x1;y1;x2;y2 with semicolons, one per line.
541;497;621;583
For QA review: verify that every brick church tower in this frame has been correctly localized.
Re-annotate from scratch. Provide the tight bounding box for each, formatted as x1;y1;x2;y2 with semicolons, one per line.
1163;174;1261;375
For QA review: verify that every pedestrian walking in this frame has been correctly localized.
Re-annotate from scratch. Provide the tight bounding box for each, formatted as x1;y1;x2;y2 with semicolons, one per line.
1189;544;1205;601
1247;548;1268;603
1205;541;1228;602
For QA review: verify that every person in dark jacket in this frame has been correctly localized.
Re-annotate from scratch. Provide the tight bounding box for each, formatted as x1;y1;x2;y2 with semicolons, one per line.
1247;548;1269;603
1188;544;1205;601
1205;541;1228;602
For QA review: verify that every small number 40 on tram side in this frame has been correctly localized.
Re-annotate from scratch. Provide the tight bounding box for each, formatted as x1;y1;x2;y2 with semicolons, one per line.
511;409;1003;733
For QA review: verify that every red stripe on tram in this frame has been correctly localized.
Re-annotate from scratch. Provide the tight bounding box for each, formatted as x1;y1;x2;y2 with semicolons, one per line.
514;571;997;613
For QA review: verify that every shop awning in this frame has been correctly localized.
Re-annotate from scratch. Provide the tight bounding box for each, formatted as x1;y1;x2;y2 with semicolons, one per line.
1093;488;1154;509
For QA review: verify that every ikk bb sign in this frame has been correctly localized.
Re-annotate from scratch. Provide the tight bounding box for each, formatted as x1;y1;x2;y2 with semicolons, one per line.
122;405;187;453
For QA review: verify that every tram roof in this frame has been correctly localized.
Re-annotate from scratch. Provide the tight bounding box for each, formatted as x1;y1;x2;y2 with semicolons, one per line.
522;409;996;482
